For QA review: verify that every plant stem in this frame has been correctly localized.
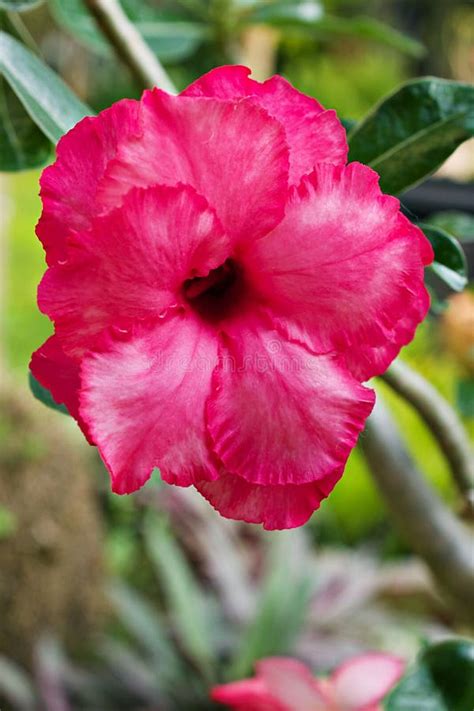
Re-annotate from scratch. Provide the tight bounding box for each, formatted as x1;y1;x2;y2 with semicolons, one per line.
83;0;177;93
362;396;474;622
381;359;474;513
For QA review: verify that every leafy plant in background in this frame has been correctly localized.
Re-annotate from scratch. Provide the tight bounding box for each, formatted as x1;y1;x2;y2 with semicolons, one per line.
47;0;426;66
0;0;473;706
0;488;473;710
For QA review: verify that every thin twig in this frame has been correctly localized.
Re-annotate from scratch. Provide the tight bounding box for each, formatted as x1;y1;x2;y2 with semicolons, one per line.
84;0;177;93
362;396;474;622
381;359;474;512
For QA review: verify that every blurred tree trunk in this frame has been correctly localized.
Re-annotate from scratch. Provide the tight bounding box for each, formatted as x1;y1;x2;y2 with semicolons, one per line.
363;396;474;624
238;25;280;81
0;382;107;666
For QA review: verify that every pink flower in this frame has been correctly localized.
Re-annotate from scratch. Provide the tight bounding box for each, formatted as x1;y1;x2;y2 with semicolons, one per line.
31;66;432;529
211;654;405;711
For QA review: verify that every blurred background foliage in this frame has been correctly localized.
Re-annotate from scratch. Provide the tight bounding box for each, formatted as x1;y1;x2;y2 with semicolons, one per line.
0;0;473;708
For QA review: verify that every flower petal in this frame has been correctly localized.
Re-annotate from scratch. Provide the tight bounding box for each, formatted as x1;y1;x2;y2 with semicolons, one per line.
331;653;405;710
206;324;374;487
196;471;340;530
79;314;219;493
98;90;289;244
243;163;432;380
257;658;331;711
37;99;140;265
39;184;229;357
344;288;430;380
29;335;93;443
182;65;348;185
211;677;287;711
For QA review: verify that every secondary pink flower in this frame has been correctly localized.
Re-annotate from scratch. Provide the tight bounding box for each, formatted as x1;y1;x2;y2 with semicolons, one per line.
211;654;405;711
31;66;432;529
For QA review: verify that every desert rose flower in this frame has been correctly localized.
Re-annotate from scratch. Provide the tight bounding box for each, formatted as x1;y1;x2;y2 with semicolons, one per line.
211;654;405;711
31;66;433;529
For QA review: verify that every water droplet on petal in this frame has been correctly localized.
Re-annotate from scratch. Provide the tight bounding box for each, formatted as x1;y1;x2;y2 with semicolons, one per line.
112;325;129;338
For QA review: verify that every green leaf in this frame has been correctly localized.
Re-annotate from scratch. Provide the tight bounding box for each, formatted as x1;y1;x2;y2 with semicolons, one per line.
0;0;43;10
427;211;474;243
385;639;474;711
137;21;207;62
421;223;468;292
228;532;312;680
457;378;474;419
49;0;206;62
108;582;181;679
348;78;474;195
0;656;37;709
341;117;357;133
0;30;92;144
246;2;424;57
100;638;162;699
144;514;216;680
29;371;69;415
0;75;51;170
320;16;424;57
246;0;324;25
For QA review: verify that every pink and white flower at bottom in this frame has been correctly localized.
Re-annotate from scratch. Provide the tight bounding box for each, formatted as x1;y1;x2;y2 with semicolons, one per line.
211;653;404;711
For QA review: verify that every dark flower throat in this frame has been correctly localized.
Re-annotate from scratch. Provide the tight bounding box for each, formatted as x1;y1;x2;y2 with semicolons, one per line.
183;258;241;322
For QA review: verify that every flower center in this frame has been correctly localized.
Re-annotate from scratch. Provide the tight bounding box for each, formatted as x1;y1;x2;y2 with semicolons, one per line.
183;258;242;322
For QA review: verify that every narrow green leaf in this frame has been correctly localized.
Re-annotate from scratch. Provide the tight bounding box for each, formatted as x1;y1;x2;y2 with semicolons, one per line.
246;2;424;57
137;21;207;62
0;75;51;170
108;583;180;679
49;0;206;62
29;371;69;415
318;16;424;57
144;514;216;679
348;78;474;195
228;532;312;680
0;0;43;10
247;0;323;25
421;223;468;292
0;656;37;709
385;639;474;711
0;30;92;143
100;638;162;700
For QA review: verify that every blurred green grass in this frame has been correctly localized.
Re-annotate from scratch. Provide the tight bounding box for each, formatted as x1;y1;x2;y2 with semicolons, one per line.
282;48;406;119
4;170;52;375
3;170;471;545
